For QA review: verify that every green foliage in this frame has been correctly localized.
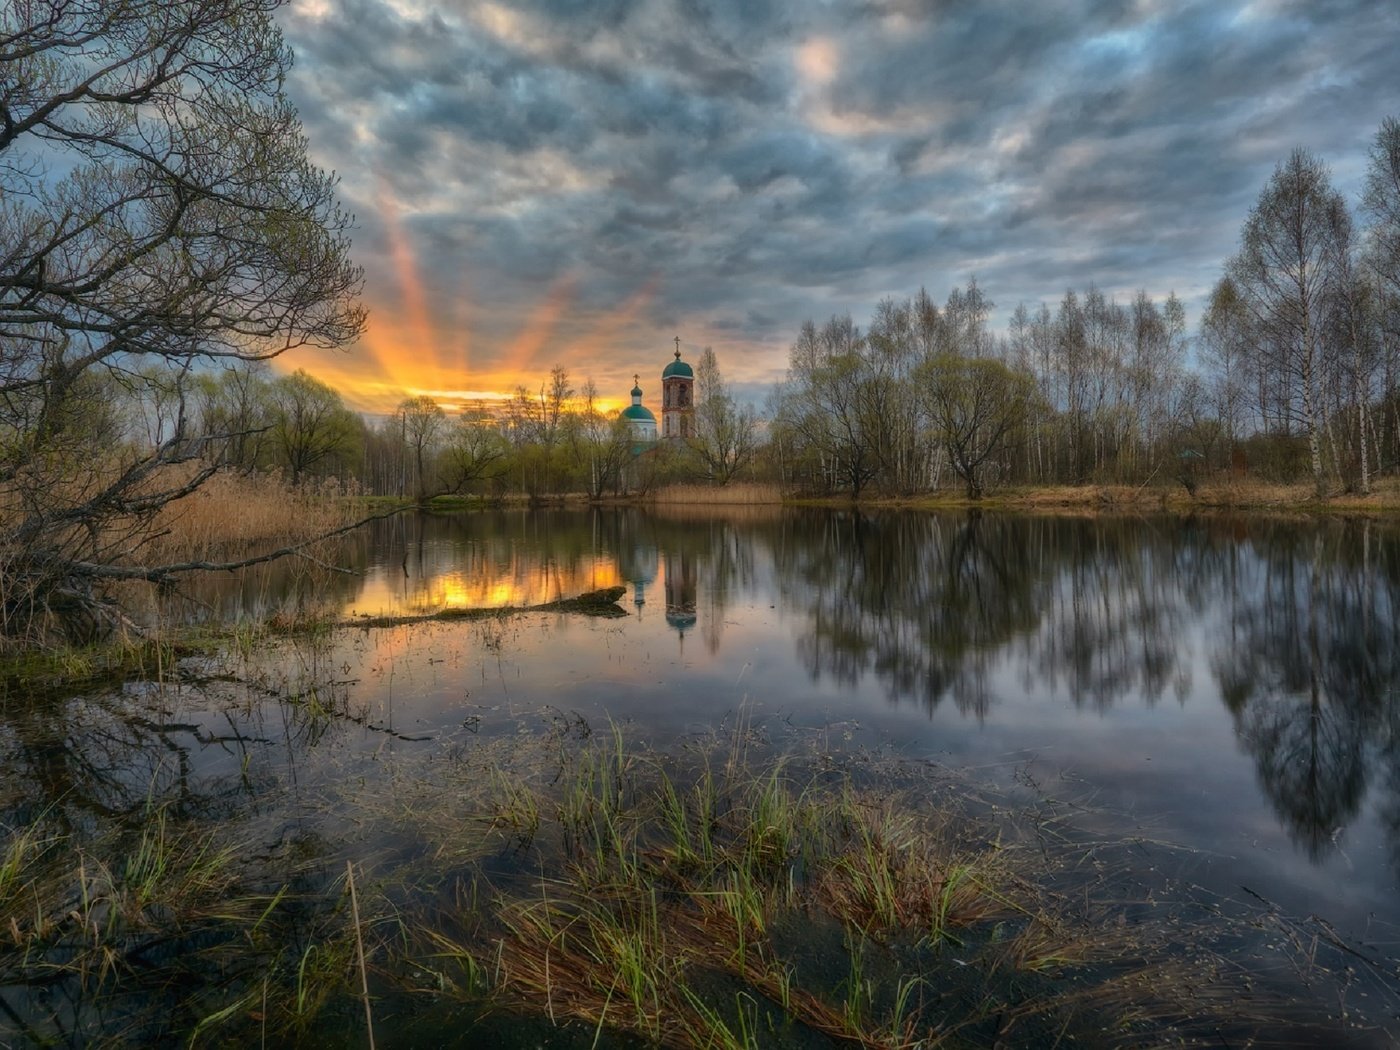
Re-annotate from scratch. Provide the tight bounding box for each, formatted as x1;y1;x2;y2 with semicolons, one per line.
920;352;1038;499
268;370;364;484
0;0;365;640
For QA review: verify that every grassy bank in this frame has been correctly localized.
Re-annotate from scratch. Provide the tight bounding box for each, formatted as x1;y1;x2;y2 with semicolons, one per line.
780;477;1400;514
3;625;1397;1047
371;724;1395;1048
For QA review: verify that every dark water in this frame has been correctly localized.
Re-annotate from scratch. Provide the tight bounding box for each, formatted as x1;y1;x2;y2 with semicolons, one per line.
175;510;1400;909
161;506;1400;930
6;506;1400;1043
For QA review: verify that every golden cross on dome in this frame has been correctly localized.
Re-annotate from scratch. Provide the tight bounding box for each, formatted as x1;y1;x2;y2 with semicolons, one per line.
674;335;681;358
633;373;639;386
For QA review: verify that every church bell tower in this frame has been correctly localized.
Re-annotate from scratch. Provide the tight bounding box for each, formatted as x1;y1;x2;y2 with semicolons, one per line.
661;336;695;440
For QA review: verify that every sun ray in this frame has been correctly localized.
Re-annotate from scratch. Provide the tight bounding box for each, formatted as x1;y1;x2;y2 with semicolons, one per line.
569;276;661;381
493;274;578;384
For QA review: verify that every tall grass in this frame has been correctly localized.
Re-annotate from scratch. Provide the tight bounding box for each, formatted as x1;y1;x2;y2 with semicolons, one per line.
647;482;786;505
396;729;1309;1048
147;468;357;561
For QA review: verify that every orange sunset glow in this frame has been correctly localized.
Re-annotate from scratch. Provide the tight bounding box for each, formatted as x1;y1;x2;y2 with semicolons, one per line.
279;182;668;417
284;268;665;417
353;553;624;615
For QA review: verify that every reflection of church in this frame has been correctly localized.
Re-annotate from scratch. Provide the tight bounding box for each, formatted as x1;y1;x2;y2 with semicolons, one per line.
664;548;697;636
619;338;694;443
613;510;699;642
619;541;697;639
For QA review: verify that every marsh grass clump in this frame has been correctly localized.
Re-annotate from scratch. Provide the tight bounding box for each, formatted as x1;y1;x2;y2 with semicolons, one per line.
387;729;1368;1048
0;796;401;1049
0;804;271;1042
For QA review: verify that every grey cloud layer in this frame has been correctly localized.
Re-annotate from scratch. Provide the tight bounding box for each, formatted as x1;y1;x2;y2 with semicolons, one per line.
281;0;1400;385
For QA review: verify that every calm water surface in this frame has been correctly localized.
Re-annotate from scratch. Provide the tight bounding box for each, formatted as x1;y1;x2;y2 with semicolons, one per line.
181;507;1400;932
7;506;1400;1043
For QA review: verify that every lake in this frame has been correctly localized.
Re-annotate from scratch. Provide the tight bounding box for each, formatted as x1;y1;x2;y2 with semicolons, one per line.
5;506;1399;1046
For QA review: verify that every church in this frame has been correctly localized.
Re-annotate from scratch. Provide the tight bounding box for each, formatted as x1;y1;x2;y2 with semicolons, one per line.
618;339;694;443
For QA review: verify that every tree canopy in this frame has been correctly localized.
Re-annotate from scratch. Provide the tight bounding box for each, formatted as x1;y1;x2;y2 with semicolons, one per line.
0;1;365;639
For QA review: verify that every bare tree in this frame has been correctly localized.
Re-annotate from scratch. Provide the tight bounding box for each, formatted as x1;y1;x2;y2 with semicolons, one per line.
0;1;364;638
778;315;882;498
1365;117;1400;304
1200;277;1252;457
566;380;634;498
691;347;759;485
1230;149;1349;497
395;395;446;502
1364;117;1400;472
542;365;574;448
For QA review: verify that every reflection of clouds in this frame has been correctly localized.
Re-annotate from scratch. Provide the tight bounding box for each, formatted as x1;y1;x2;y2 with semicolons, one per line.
363;553;622;614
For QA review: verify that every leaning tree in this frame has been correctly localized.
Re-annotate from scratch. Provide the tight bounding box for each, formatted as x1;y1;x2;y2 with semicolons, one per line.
0;1;364;640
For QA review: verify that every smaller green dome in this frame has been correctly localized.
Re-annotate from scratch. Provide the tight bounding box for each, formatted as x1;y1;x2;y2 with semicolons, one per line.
621;404;656;422
662;358;693;379
631;383;643;397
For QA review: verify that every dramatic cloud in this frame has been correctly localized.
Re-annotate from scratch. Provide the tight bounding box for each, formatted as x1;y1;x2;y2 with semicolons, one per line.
278;0;1400;411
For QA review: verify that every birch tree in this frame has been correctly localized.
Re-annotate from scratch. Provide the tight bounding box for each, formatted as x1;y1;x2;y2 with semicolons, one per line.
1230;149;1349;497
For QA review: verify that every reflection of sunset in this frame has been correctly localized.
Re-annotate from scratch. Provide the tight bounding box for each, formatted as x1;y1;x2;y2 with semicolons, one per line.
352;554;623;615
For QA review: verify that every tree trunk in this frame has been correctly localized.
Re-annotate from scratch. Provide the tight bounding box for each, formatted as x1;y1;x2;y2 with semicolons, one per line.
1301;332;1326;499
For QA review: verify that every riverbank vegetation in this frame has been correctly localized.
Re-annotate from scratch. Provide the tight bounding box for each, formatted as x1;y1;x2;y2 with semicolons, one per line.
0;3;365;644
118;120;1400;518
5;648;1395;1047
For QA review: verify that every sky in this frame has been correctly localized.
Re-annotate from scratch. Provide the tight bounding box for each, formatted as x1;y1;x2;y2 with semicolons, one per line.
277;0;1400;413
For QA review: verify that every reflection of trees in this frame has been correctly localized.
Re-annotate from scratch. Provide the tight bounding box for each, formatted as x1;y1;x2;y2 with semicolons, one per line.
373;510;626;612
1035;518;1196;712
763;508;1400;872
1380;700;1400;876
607;507;763;653
772;513;1206;718
125;529;371;625
772;512;1049;716
1216;521;1400;860
135;504;1400;876
0;651;368;1044
0;659;355;835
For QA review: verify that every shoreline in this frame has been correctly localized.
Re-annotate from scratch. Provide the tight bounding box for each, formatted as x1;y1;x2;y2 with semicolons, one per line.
359;480;1400;517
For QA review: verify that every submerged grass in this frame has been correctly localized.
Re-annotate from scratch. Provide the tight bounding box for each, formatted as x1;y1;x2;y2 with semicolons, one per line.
367;724;1387;1049
4;631;1398;1048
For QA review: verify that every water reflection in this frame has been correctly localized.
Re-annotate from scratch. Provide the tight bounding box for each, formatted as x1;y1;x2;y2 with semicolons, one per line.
157;507;1400;877
1216;523;1399;859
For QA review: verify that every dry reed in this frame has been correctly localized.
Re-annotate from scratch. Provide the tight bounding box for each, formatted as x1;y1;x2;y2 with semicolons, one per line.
146;468;357;562
646;482;786;505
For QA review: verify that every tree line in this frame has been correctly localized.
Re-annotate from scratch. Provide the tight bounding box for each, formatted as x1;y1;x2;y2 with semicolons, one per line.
150;115;1400;509
773;118;1400;499
140;348;761;502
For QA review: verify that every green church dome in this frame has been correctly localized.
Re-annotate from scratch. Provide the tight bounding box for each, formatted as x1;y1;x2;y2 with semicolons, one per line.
662;357;693;379
621;403;656;422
